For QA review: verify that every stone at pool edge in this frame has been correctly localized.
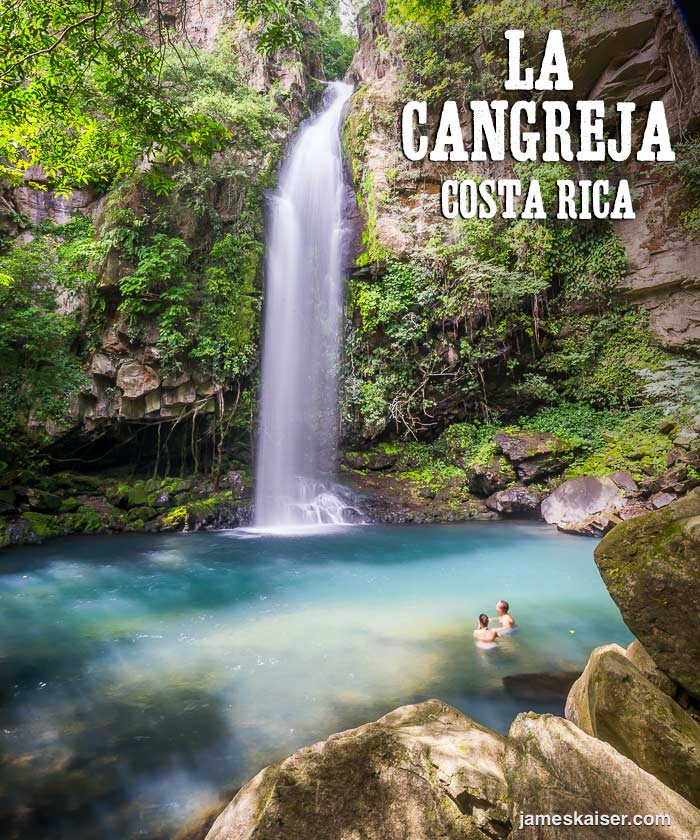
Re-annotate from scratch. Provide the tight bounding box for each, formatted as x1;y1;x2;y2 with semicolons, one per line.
565;643;700;808
594;487;700;698
202;699;700;840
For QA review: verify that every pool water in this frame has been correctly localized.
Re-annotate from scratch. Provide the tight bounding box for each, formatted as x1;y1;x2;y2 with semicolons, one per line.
0;523;632;839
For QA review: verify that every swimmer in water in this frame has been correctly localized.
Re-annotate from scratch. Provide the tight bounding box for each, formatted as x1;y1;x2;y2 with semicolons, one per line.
492;599;516;630
473;613;499;643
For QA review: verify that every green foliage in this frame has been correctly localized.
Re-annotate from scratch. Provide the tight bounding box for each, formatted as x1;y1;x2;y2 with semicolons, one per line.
353;260;423;334
538;307;669;409
566;419;672;482
672;138;700;235
0;1;229;195
0;218;95;462
639;359;700;416
191;234;262;379
312;4;356;79
390;0;563;102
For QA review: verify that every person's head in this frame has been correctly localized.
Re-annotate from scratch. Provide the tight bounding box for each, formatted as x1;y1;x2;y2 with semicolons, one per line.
478;613;489;628
496;600;509;615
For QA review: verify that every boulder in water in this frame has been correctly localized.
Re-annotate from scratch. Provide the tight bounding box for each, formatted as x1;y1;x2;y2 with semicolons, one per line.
595;488;700;698
565;644;700;807
503;670;582;701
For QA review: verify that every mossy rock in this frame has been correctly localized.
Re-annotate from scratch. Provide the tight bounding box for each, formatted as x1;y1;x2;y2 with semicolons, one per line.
27;488;62;512
159;477;193;495
59;496;81;513
105;484;129;507
20;512;63;541
0;518;9;548
595;487;700;698
106;481;149;508
63;505;104;534
106;504;128;531
128;506;157;523
126;481;149;507
161;506;188;530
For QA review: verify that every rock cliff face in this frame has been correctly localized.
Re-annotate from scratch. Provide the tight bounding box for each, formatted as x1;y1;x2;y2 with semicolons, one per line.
1;21;323;453
345;0;700;348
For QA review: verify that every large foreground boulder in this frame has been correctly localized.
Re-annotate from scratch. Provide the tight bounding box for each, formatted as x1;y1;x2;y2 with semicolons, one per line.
204;700;700;840
506;712;699;839
595;488;700;698
566;644;700;807
205;700;511;840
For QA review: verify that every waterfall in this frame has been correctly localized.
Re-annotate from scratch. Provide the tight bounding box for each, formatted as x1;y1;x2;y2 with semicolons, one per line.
254;81;361;529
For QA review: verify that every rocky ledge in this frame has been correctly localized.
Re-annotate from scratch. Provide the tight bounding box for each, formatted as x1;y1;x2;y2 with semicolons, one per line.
0;469;251;547
343;420;700;535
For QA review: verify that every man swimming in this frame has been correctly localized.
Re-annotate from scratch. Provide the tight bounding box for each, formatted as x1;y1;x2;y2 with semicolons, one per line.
473;613;499;643
493;599;516;629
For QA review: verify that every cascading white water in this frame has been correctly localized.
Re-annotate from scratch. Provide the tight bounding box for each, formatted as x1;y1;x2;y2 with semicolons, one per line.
254;81;361;528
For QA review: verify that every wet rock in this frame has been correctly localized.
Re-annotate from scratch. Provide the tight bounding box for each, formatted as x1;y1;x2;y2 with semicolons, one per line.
506;712;700;839
205;700;511;840
565;644;700;807
116;361;161;399
618;500;651;521
154;491;171;508
595;488;700;698
221;471;246;495
466;457;516;496
503;671;582;702
541;475;625;529
485;484;541;515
